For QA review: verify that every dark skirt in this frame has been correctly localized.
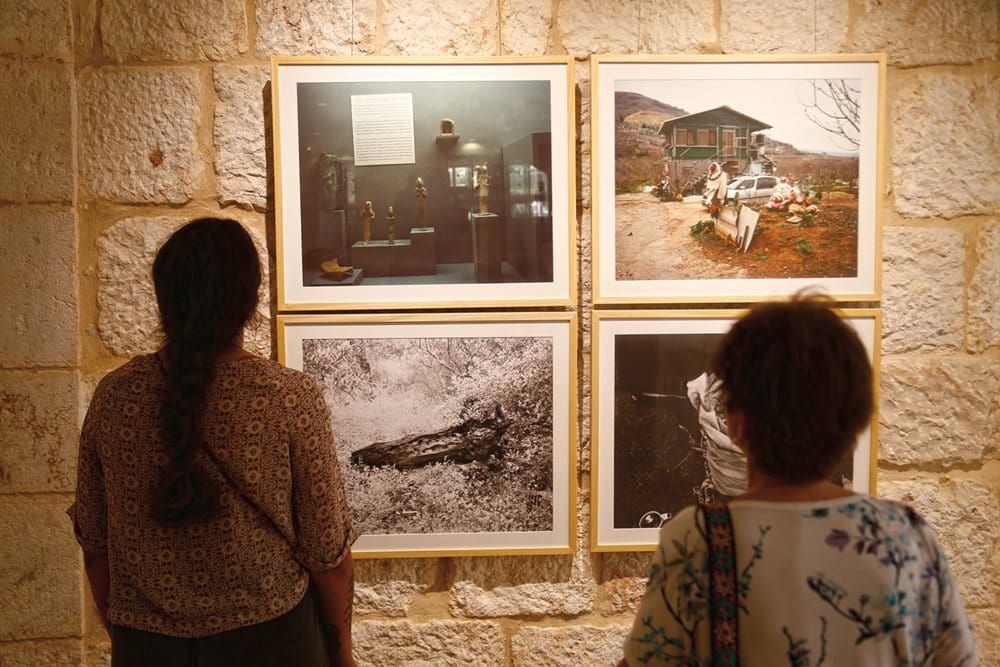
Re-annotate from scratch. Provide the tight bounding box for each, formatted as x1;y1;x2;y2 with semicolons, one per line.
110;585;329;667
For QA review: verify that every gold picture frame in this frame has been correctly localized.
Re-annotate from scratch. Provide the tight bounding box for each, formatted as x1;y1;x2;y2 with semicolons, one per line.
590;308;881;552
591;54;886;304
272;56;577;311
278;311;578;558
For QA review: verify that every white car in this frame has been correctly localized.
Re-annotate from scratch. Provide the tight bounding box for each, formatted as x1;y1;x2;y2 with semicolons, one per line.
724;175;779;204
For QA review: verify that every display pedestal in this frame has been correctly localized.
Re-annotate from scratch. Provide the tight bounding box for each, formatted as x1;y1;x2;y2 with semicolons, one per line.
470;213;502;282
308;267;364;286
351;240;417;277
317;209;348;262
409;227;437;275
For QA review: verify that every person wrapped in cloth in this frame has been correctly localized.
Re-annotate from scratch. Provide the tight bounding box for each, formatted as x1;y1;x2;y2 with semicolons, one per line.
686;371;747;498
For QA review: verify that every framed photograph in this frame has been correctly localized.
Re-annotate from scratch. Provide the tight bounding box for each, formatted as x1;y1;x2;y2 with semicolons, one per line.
272;57;576;310
279;312;577;557
590;308;880;551
591;55;886;303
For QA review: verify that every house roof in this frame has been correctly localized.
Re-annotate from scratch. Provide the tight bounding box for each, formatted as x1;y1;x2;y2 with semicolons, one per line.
658;105;772;135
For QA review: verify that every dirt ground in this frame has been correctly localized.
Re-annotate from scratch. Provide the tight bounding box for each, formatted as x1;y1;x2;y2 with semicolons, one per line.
614;192;859;281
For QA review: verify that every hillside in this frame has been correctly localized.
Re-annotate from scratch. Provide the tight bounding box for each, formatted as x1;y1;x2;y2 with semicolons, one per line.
614;91;686;124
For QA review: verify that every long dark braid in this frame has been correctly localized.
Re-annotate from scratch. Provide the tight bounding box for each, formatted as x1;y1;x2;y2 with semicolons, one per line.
151;218;262;524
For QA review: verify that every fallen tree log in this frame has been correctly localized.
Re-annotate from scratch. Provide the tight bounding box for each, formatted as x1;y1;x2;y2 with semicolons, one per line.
350;408;509;469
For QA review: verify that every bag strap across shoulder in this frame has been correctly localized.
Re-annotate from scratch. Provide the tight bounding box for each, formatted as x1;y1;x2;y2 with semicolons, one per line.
701;502;740;667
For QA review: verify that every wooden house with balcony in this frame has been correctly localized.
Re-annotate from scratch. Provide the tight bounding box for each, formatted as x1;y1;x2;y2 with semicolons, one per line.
657;105;772;195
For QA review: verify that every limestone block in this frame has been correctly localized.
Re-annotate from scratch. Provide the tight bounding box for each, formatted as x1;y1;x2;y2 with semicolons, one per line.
881;226;964;354
450;555;593;616
0;496;81;640
970;608;999;666
79;69;203;204
255;0;376;56
720;0;847;53
595;577;645;615
382;0;498;55
353;620;505;666
101;0;247;62
879;356;999;467
556;0;639;55
0;0;72;60
0;371;79;492
354;558;436;616
892;70;1000;219
638;0;717;53
501;0;552;54
0;207;78;367
850;0;998;67
0;641;84;667
96;217;272;358
880;478;1000;607
969;220;1000;352
0;62;73;202
510;625;629;666
214;65;270;211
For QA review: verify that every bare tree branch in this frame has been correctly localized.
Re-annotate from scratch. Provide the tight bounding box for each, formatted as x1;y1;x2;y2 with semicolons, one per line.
802;79;861;151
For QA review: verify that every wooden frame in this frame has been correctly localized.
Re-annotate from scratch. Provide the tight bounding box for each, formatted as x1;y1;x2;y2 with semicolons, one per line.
272;56;576;311
590;308;881;552
591;54;886;303
278;312;577;558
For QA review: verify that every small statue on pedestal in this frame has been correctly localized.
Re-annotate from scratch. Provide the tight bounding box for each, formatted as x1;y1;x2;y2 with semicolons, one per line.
439;118;455;135
473;163;491;214
386;206;396;245
415;177;428;228
320;153;345;211
361;200;374;245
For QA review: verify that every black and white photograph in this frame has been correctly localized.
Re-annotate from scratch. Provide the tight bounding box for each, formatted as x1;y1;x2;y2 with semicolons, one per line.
592;56;884;303
273;58;575;310
279;314;575;557
591;310;878;551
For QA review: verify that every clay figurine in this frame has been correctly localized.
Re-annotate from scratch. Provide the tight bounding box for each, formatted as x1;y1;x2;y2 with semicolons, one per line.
439;118;455;135
361;200;374;244
473;163;491;214
386;205;396;244
320;257;354;281
414;177;428;228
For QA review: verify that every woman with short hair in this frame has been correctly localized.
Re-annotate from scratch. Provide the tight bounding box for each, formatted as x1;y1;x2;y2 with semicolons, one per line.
70;218;357;666
620;296;978;666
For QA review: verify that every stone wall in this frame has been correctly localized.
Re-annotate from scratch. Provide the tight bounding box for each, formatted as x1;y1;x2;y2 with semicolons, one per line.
0;0;997;664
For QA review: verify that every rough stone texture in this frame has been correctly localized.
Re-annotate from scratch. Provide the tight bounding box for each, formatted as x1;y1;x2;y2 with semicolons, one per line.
96;217;272;358
881;226;964;354
879;357;999;467
556;0;639;55
0;371;79;493
970;608;999;665
0;207;78;367
720;0;848;52
892;70;1000;219
639;0;717;53
510;625;629;666
969;220;1000;352
0;641;84;667
880;478;1000;608
382;0;499;55
0;496;81;640
79;69;203;204
86;643;111;667
354;558;436;616
214;65;270;210
0;62;74;202
501;0;553;54
0;0;72;61
450;555;593;617
850;0;999;68
353;620;505;666
256;0;376;56
101;0;248;62
595;577;645;615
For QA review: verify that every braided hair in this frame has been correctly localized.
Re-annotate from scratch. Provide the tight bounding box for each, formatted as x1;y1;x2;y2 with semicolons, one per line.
151;218;262;524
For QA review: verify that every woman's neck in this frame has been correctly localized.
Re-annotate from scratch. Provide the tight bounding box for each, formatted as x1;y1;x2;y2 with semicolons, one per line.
737;463;856;502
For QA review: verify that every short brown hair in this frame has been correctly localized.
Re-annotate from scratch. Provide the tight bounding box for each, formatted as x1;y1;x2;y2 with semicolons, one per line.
711;295;874;483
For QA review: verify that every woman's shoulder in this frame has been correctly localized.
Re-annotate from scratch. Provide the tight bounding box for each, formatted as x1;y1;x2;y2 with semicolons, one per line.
219;357;321;394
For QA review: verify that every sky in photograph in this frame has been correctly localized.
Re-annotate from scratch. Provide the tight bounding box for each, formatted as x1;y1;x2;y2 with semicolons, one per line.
618;78;861;154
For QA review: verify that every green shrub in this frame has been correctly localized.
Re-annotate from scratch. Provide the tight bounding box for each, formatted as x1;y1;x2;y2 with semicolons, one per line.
690;219;715;237
795;238;813;255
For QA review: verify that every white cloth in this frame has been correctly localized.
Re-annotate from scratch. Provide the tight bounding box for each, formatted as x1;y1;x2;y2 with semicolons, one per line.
686;372;747;496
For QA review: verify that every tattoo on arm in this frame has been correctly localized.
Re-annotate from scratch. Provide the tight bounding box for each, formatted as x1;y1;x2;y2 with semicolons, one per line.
345;573;354;627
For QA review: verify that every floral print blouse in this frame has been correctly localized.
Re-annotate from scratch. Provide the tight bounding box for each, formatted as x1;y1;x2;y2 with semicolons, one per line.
624;495;979;666
69;355;357;638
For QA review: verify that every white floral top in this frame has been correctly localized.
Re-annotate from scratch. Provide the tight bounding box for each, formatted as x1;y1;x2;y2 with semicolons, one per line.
624;495;979;666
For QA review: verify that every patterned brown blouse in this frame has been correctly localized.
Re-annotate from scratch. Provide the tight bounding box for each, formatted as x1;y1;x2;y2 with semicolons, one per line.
69;355;357;638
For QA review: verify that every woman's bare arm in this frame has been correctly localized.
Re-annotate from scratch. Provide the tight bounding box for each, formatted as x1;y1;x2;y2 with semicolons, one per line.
83;550;110;633
310;552;356;667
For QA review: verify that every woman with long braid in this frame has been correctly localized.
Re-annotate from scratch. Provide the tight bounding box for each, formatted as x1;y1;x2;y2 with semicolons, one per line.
70;218;357;666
